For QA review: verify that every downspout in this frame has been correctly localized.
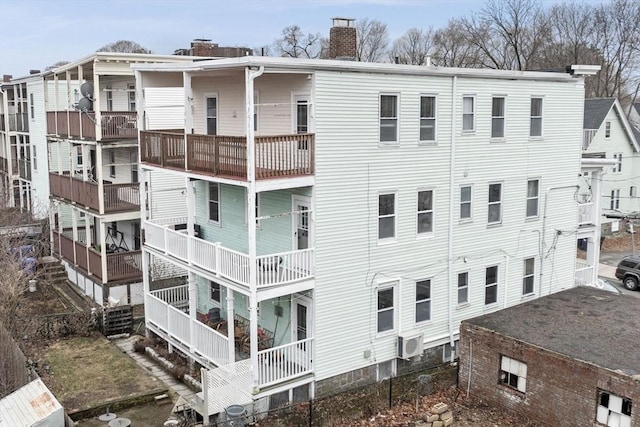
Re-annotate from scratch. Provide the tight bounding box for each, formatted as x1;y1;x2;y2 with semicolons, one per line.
540;185;579;295
447;75;458;356
246;65;264;392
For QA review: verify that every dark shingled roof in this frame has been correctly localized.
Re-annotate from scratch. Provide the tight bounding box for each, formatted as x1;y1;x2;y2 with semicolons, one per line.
464;287;640;376
584;98;615;130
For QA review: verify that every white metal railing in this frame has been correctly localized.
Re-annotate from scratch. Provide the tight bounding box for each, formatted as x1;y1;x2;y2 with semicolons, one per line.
143;219;315;288
193;321;230;367
583;129;598;150
578;202;596;226
168;305;190;344
257;337;314;388
146;294;169;331
575;265;595;286
150;284;189;305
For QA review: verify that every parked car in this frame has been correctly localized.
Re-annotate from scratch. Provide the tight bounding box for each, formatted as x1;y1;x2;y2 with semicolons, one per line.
614;255;640;291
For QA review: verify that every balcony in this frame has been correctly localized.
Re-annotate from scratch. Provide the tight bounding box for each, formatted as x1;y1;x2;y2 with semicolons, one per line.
46;111;137;141
49;172;140;213
578;202;596;226
18;159;31;181
144;219;314;289
140;131;314;180
147;284;314;416
52;230;142;283
8;113;29;133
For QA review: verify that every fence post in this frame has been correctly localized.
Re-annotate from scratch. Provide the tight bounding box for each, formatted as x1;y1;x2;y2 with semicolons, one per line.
389;377;393;409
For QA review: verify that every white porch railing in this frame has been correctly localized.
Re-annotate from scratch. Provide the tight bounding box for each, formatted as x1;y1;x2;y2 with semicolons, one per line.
146;287;230;367
143;219;315;288
151;284;189;306
575;265;595;286
578;202;596;226
257;337;314;388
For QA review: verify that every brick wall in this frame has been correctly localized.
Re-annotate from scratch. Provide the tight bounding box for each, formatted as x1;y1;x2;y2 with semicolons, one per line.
458;322;640;426
329;26;356;60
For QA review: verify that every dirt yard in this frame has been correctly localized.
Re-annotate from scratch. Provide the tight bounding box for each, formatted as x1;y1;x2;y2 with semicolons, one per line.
601;232;637;252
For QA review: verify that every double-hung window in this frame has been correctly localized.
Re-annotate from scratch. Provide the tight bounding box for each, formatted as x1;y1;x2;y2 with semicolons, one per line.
32;146;37;170
526;179;539;218
206;96;218;135
209;182;220;223
380;94;398;143
597;390;632;426
500;356;527;393
415;279;431;323
378;193;396;240
377;284;396;333
485;265;498;305
109;151;116;178
460;186;472;220
210;281;221;303
106;86;113;111
610;189;620;210
613;153;622;173
128;84;136;111
523;257;535;295
605;121;611;138
419;95;436;142
417;190;434;235
488;183;503;225
491;97;505;139
530;97;542;137
30;93;34;119
462;96;475;132
457;272;469;304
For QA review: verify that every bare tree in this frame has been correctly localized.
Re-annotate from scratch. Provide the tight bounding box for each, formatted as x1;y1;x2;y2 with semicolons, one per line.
356;18;389;62
389;27;435;65
273;26;324;59
44;60;70;72
462;0;550;70
97;40;152;54
432;19;483;68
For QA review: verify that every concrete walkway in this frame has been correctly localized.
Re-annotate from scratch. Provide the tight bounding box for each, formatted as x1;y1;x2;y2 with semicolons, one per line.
113;335;198;414
599;263;617;280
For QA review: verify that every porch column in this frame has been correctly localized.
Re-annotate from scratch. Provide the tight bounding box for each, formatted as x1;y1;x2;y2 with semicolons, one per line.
188;272;197;355
139;169;149;221
71;208;78;264
589;169;604;282
96;144;104;213
142;249;151;338
94;74;102;141
99;219;108;284
226;289;235;364
186;177;196;261
53;74;59;134
184;72;194;135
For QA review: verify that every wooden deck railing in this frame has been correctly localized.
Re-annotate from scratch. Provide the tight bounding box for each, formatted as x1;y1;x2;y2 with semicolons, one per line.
46;111;137;140
49;172;139;213
257;338;314;387
141;131;314;180
52;230;142;283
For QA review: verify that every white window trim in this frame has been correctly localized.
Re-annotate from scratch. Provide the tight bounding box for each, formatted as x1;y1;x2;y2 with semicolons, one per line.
379;93;399;144
208;182;221;225
610;189;620;210
376;281;398;337
487;182;503;226
457;271;469;306
31;145;37;171
29;93;35;120
500;355;527;393
526;178;540;219
522;257;535;296
378;191;397;244
529;96;544;139
460;184;473;222
462;95;476;133
613;153;622;173
127;84;136;112
490;96;506;141
210;280;221;304
418;94;437;144
605;121;611;139
416;188;435;238
415;279;432;325
245;190;261;228
205;92;219;136
485;265;499;306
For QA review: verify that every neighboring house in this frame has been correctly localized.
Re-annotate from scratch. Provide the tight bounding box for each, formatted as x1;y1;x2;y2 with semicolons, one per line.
583;98;640;233
132;18;600;421
0;72;54;219
458;286;639;427
45;52;198;306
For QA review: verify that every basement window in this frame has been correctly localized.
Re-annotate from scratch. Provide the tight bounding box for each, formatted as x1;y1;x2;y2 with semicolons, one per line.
499;355;527;393
597;390;632;426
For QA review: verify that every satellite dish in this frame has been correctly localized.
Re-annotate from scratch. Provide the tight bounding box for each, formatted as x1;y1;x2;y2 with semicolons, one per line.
80;82;94;100
78;97;93;112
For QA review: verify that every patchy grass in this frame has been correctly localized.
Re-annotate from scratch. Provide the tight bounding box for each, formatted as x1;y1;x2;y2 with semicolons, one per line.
41;335;160;412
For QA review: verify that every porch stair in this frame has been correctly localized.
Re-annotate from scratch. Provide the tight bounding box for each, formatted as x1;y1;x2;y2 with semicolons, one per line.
39;256;95;311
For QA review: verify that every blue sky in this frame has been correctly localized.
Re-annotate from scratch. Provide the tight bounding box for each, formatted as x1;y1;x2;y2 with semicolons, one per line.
0;0;594;78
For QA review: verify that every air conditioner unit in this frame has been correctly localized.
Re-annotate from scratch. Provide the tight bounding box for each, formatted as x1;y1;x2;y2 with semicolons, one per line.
397;332;424;359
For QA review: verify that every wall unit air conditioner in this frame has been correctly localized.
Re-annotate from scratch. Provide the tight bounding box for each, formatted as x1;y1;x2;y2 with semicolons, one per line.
397;332;424;359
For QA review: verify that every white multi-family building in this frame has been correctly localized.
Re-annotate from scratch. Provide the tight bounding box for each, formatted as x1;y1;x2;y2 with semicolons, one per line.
132;21;602;421
44;52;197;306
582;98;640;233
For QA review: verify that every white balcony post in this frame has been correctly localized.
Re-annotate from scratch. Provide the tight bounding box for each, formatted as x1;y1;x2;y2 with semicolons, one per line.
184;72;194;135
226;289;235;364
94;74;102;141
99;219;108;283
214;242;221;277
142;249;150;294
140;169;148;221
95;145;105;213
188;272;197;355
186;177;196;262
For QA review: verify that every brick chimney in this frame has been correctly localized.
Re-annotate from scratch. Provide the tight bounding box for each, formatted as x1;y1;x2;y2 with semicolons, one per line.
191;39;215;57
329;17;356;60
3;74;12;83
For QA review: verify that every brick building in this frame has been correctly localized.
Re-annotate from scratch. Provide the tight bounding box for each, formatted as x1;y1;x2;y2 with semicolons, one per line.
459;286;639;427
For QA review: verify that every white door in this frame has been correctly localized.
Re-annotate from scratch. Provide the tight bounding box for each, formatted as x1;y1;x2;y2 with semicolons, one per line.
293;94;309;134
291;295;312;343
292;196;312;251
